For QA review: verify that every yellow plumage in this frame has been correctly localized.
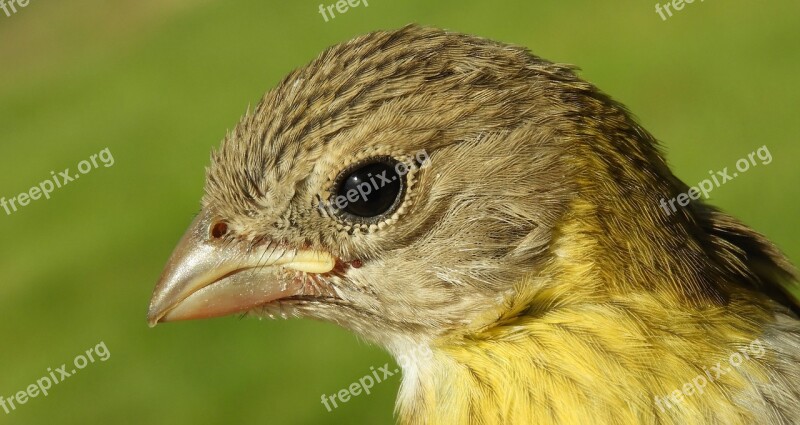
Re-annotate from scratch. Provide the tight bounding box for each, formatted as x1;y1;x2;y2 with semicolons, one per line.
400;208;782;424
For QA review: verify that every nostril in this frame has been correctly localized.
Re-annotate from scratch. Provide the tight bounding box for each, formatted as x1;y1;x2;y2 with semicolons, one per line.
210;221;229;239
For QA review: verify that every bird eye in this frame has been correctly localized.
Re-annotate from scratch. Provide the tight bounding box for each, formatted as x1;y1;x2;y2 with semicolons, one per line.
331;157;405;222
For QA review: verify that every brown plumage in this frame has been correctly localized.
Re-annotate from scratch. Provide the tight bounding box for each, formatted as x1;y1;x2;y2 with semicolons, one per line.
149;25;800;424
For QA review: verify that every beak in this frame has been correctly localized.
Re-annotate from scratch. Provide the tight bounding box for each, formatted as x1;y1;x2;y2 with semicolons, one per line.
147;211;335;327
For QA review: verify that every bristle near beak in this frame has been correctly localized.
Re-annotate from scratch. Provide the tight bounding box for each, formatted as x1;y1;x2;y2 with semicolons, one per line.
147;212;335;327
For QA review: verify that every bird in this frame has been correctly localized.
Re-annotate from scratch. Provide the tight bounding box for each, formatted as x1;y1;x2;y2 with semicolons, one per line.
147;25;800;424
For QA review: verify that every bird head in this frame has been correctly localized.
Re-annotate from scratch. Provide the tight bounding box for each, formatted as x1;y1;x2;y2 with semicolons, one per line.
147;25;797;357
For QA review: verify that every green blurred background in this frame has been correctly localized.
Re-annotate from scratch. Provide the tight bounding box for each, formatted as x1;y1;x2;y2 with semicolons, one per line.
0;1;797;424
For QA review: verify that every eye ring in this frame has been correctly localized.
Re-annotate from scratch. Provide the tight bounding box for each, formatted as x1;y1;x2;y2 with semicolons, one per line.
327;156;407;225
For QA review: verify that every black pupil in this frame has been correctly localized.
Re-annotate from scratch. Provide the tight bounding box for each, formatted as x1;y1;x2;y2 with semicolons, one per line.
337;162;402;217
